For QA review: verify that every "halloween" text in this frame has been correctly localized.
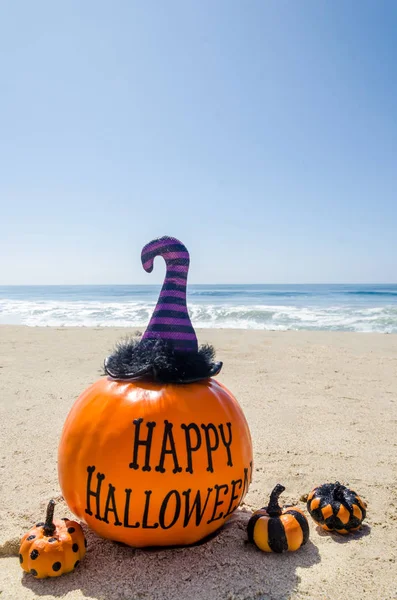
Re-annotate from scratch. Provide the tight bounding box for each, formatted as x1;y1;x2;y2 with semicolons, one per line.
85;463;253;529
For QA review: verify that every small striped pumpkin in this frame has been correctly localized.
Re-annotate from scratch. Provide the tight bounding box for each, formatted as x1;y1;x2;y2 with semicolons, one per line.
247;484;309;553
307;482;366;534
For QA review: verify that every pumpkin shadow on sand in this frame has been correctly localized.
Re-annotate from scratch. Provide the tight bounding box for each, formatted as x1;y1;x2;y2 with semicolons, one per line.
315;523;371;543
22;509;321;600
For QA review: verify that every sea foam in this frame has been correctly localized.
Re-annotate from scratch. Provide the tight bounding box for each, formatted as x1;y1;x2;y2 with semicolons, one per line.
0;297;396;333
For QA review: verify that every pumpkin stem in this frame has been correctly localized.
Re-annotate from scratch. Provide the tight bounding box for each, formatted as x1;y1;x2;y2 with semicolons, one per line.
267;484;286;517
333;482;351;509
43;500;56;536
332;482;346;503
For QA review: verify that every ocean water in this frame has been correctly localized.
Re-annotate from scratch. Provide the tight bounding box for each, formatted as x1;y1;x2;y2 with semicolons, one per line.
0;284;396;333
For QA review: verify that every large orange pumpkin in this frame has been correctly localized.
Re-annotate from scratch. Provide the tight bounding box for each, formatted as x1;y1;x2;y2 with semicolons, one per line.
58;237;253;547
58;377;252;547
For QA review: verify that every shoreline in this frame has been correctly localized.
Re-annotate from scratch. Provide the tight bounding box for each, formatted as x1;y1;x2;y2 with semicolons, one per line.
1;323;396;333
1;327;396;599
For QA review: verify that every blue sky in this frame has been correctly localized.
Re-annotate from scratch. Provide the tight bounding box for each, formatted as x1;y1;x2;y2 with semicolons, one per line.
1;0;396;284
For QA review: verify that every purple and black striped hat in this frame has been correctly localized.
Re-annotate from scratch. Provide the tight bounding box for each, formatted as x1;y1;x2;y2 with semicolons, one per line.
140;236;198;353
104;236;222;383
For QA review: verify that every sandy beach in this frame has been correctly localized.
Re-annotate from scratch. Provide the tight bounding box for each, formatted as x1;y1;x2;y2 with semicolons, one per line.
0;326;396;600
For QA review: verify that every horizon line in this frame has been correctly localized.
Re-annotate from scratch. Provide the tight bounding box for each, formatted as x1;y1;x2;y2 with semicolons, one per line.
0;282;396;287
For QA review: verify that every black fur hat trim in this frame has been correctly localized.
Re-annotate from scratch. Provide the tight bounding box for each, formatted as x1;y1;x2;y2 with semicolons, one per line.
104;337;222;384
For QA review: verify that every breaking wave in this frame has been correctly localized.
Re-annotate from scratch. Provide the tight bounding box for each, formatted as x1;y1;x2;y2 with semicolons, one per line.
1;299;396;333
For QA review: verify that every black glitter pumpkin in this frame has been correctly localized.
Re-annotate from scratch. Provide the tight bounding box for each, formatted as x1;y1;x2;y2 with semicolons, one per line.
307;482;367;534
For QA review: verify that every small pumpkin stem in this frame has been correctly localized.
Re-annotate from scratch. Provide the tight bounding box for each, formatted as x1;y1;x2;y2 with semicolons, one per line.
43;500;56;536
332;482;345;503
267;484;286;517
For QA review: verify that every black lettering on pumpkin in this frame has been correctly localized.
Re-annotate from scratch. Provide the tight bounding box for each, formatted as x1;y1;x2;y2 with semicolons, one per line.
207;484;229;523
219;422;233;466
159;490;181;529
182;487;213;527
142;491;159;529
129;419;156;471
201;423;219;473
103;484;122;526
181;423;201;474
155;420;183;474
242;461;253;497
85;466;105;520
123;489;140;528
224;479;242;517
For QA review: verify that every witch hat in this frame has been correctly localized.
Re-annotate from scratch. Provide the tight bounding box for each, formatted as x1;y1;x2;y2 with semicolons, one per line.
104;236;222;383
140;236;199;352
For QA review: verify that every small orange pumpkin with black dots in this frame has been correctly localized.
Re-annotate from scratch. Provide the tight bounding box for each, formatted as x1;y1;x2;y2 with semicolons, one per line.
307;481;367;534
19;500;87;578
247;484;309;553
